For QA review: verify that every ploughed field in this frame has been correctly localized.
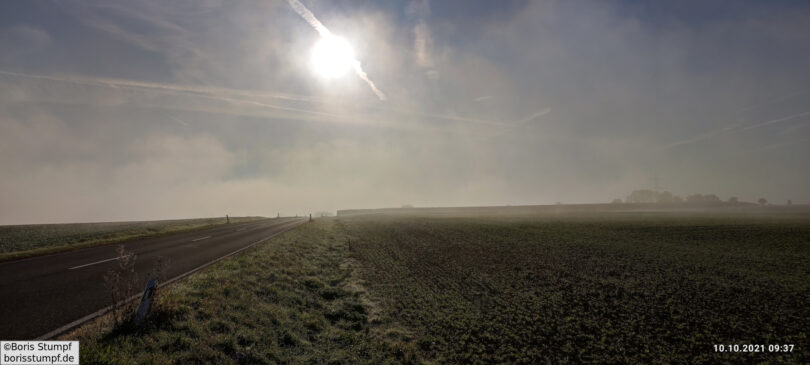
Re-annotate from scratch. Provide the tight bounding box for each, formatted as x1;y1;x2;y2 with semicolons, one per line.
342;213;810;363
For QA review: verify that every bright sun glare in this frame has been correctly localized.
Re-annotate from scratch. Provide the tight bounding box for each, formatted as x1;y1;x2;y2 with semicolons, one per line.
310;35;356;79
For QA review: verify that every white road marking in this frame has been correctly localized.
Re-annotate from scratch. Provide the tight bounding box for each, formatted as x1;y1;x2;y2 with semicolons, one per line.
191;235;212;242
68;257;121;270
41;219;305;339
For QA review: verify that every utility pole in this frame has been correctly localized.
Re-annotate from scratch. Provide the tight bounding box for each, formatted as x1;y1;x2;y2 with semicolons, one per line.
309;213;312;222
226;214;230;224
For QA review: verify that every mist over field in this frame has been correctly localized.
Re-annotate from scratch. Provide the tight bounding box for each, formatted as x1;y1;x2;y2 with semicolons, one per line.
1;0;809;224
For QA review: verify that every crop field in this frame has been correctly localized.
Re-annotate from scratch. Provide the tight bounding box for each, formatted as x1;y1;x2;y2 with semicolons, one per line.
342;212;810;363
0;216;264;261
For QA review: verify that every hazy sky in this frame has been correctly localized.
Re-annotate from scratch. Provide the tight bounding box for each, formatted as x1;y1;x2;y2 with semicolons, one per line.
1;0;809;224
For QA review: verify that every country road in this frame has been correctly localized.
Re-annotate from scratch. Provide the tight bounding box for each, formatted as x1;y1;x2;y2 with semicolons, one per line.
0;217;305;339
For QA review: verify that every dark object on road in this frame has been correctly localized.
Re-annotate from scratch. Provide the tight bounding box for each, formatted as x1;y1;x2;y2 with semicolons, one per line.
133;278;158;326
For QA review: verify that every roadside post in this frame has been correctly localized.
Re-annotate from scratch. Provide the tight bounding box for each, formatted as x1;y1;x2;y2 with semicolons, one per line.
133;278;158;326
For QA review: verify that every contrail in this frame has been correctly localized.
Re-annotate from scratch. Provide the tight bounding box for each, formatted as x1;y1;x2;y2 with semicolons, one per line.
0;70;348;121
754;137;810;152
737;90;806;113
169;116;189;126
0;70;472;133
514;108;551;125
741;110;810;130
286;0;330;37
662;110;810;150
0;70;509;133
0;70;321;103
352;61;387;101
287;0;387;101
663;124;742;149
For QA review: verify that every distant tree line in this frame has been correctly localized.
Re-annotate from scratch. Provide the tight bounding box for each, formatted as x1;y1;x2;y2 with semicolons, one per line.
615;190;769;205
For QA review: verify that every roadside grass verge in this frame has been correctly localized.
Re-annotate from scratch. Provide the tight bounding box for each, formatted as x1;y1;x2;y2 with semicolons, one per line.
0;216;265;262
62;219;418;364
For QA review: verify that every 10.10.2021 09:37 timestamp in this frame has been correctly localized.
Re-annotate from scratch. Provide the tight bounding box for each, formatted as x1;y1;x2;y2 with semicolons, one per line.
713;344;795;353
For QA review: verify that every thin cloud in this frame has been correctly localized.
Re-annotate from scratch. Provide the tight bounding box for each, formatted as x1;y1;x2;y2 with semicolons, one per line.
409;0;437;79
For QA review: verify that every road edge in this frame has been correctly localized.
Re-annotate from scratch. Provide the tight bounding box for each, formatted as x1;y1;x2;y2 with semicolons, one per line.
0;218;269;264
36;219;306;340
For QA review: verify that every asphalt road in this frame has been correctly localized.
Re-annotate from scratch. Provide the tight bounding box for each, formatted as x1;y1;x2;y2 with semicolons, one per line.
0;217;305;339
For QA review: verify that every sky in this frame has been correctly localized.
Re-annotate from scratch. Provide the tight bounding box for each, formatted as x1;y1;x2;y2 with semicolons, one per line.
1;0;809;224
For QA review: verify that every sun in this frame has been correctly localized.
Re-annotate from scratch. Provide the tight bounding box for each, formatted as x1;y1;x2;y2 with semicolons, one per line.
310;35;356;79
